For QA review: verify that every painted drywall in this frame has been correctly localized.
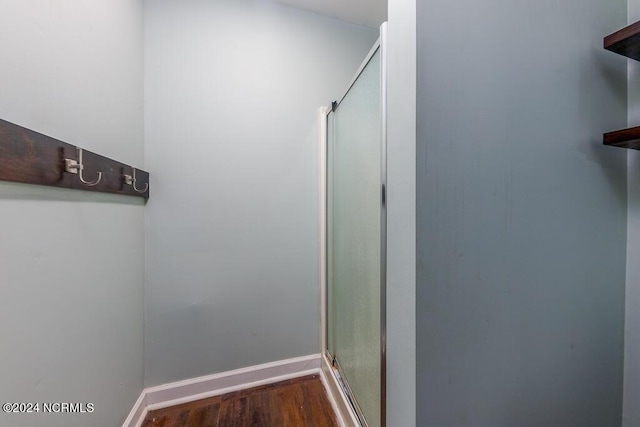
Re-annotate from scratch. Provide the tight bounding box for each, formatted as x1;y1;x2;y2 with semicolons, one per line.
385;0;416;426
144;0;378;386
416;0;627;425
274;0;386;28
0;1;145;426
625;2;640;426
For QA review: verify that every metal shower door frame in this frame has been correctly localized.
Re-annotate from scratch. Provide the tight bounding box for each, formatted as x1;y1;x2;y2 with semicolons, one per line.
322;22;387;427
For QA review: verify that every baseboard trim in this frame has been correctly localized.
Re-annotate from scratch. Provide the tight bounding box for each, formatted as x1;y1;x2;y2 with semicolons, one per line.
121;390;147;427
320;352;361;427
122;354;322;427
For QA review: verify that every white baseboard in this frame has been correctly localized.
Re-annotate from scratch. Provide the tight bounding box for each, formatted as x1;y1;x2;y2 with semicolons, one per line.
121;391;147;427
122;354;322;427
320;352;361;427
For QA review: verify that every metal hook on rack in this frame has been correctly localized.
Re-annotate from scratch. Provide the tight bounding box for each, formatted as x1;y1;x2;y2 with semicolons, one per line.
64;147;102;186
124;167;148;193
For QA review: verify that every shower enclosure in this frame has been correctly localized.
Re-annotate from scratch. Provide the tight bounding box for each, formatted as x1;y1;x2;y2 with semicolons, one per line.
324;24;387;427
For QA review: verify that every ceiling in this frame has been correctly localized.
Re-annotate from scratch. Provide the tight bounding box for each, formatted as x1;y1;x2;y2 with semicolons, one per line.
274;0;387;28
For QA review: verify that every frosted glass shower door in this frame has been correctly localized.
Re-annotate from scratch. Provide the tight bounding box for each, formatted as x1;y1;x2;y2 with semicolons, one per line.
327;47;383;427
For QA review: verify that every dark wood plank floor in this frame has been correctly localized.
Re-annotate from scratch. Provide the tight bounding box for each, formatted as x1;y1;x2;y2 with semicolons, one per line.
142;374;338;427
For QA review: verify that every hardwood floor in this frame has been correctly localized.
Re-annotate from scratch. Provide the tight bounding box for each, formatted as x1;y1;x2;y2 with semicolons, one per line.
142;374;339;427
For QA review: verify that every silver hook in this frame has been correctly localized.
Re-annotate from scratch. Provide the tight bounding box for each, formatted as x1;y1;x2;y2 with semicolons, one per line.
133;168;149;193
64;148;102;186
124;168;148;193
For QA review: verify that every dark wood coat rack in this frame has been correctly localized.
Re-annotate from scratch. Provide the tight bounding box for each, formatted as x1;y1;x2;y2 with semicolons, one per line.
0;118;149;198
604;21;640;150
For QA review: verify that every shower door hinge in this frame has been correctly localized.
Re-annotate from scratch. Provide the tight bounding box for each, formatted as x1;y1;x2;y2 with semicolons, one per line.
331;100;338;112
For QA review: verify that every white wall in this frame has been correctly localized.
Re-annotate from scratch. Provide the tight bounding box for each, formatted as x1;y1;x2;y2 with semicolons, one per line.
416;0;627;425
0;1;145;427
625;2;640;426
144;0;378;386
386;0;416;425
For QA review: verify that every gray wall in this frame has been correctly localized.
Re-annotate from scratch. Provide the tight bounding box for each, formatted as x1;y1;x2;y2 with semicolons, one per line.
625;1;640;426
0;1;145;427
416;0;628;425
144;0;378;386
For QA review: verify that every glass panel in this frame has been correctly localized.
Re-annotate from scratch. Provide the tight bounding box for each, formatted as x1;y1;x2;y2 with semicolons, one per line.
328;48;381;427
